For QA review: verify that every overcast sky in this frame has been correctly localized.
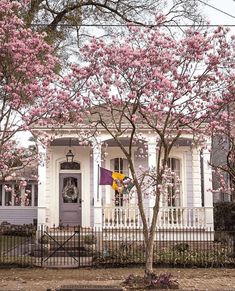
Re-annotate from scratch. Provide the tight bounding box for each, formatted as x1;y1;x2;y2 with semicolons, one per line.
204;0;235;32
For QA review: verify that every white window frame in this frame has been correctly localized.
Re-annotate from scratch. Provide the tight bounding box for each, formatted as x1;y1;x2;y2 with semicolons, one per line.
162;157;182;207
110;157;129;207
0;182;38;207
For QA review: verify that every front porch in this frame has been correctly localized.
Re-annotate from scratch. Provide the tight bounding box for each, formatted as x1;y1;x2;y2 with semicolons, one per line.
102;206;214;229
35;133;214;231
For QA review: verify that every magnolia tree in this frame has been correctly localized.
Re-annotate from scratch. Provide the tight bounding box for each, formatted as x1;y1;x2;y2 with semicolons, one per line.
63;25;235;274
0;0;62;181
20;0;207;65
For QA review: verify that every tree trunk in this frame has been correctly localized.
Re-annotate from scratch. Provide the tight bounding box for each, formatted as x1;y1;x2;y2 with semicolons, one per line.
144;193;161;276
144;231;155;276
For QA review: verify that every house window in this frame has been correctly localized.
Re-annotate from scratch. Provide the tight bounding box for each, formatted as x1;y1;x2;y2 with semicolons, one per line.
34;184;38;206
0;182;38;207
166;158;181;207
25;184;32;206
60;162;80;170
111;158;128;206
5;184;12;206
13;184;21;206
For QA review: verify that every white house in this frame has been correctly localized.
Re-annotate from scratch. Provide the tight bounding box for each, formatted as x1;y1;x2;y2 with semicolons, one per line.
0;124;214;234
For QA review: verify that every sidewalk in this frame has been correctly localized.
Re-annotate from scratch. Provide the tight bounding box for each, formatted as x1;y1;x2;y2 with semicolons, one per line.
0;267;234;290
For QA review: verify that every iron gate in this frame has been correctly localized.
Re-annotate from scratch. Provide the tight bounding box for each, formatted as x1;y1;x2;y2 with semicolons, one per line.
37;226;94;268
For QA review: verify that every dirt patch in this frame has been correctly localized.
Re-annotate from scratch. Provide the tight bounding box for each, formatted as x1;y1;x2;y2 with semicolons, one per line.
0;267;234;290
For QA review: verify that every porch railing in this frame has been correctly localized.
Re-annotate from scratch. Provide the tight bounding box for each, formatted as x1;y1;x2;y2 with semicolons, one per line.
102;207;213;229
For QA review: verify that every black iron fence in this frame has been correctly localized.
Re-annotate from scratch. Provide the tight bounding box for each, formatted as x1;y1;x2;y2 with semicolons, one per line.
0;225;235;268
0;223;36;267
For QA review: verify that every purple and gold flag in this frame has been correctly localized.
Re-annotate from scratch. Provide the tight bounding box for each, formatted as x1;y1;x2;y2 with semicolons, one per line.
99;167;113;185
99;167;134;194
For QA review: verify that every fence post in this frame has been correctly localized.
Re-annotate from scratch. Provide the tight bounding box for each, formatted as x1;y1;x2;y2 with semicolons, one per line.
40;225;43;267
78;225;81;268
233;231;235;258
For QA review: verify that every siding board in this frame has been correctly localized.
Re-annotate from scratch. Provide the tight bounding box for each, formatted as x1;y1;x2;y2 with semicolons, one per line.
0;208;37;225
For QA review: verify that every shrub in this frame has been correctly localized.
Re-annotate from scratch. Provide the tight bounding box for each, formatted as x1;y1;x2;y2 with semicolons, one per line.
0;223;36;237
214;231;232;245
122;273;179;289
92;242;146;266
38;234;49;244
173;243;190;253
149;273;179;289
83;234;97;245
214;202;235;230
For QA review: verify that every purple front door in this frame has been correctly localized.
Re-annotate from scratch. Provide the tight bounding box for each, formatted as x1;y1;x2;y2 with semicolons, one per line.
59;173;82;226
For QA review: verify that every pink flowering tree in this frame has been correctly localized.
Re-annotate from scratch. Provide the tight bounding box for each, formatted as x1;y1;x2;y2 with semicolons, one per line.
21;0;206;61
0;0;60;181
65;25;235;274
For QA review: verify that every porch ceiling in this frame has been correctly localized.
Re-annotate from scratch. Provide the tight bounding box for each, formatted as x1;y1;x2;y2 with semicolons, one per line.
50;137;192;147
50;137;134;147
50;138;81;146
105;138;192;147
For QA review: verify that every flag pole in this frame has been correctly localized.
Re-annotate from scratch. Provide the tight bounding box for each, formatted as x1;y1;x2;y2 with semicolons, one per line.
97;164;100;201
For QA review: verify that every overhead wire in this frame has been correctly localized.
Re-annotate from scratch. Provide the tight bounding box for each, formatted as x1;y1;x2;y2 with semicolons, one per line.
31;23;235;28
29;0;235;29
197;0;235;19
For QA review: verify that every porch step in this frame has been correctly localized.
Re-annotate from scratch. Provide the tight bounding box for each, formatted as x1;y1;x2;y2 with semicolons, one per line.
33;246;93;257
37;231;99;256
44;238;98;251
40;250;91;257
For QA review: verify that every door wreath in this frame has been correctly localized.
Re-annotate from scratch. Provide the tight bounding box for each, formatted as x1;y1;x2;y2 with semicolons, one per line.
62;177;79;203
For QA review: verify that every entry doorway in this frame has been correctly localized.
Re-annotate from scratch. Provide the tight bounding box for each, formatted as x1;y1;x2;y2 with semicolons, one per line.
59;173;82;226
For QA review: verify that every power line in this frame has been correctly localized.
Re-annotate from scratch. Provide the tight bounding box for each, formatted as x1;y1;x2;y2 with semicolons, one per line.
198;0;235;19
32;23;235;28
31;1;235;30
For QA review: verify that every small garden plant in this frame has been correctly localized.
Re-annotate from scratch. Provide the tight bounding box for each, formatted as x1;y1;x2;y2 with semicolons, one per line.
84;234;97;245
122;272;179;289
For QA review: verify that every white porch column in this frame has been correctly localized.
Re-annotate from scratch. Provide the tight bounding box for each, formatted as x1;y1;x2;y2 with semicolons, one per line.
147;138;157;222
202;142;214;229
93;142;102;228
37;143;47;227
192;146;202;207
